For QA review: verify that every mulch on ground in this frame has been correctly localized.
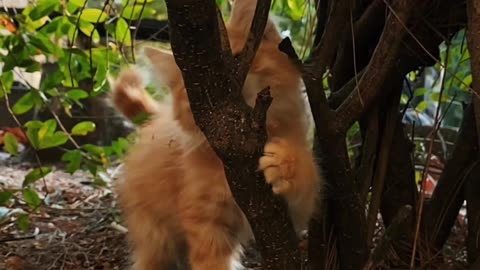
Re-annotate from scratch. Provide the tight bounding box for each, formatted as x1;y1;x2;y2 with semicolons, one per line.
0;163;131;270
0;162;470;270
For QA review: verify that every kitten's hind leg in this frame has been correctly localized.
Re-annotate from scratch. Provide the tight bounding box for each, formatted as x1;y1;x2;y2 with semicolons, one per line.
126;210;184;270
183;222;239;270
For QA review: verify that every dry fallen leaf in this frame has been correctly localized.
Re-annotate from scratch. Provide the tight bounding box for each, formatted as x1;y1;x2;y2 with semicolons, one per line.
5;256;25;270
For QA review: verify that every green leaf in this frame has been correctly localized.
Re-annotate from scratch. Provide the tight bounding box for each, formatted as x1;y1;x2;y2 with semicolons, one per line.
415;100;429;113
60;21;75;37
46;17;74;38
462;74;473;88
110;137;129;157
115;18;132;46
76;20;100;42
28;0;58;20
38;119;57;141
12;92;34;115
121;5;145;20
27;34;62;57
66;2;80;14
23;167;52;187
80;9;108;23
70;0;87;7
66;89;89;101
414;87;428;97
4;133;19;156
408;71;417;81
0;71;14;98
430;92;450;103
24;120;43;149
81;144;105;158
132;112;151;125
93;64;108;92
22;188;41;209
65;16;99;42
65;89;89;107
25;62;42;73
40;69;65;92
38;132;69;150
286;0;305;21
0;191;13;205
16;214;30;232
71;121;96;136
62;150;82;174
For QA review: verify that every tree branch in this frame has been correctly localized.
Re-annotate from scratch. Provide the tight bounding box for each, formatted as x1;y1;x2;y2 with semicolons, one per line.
311;0;330;49
367;205;414;269
366;77;402;244
467;0;480;149
304;0;353;116
380;116;418;226
465;160;480;264
236;0;272;84
335;0;419;133
423;104;479;252
329;0;385;92
356;107;379;205
166;0;228;104
165;0;301;268
328;67;366;109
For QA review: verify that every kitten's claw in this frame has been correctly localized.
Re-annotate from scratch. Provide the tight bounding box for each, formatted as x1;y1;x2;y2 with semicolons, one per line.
258;138;295;195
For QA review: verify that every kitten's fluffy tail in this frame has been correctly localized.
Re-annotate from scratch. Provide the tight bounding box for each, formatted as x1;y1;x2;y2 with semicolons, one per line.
111;69;160;121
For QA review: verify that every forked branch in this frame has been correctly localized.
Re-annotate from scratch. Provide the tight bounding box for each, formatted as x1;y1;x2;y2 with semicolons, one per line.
304;0;353;114
336;0;419;132
164;0;301;268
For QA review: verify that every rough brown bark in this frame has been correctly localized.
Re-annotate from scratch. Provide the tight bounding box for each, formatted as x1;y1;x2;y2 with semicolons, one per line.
356;107;379;205
367;205;414;269
304;0;420;269
467;0;480;149
329;0;385;92
304;0;354;110
463;5;480;253
465;161;480;264
335;0;420;132
311;0;330;49
164;0;301;269
366;73;403;244
380;116;418;227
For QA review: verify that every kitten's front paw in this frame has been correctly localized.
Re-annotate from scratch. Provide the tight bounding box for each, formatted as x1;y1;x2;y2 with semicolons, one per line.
258;138;295;195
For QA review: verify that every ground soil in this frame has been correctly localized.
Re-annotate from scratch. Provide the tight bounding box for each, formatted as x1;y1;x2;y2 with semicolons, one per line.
0;162;264;270
0;161;469;270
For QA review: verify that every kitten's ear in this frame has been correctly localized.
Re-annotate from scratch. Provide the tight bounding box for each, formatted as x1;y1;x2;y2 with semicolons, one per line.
228;0;281;43
143;46;182;89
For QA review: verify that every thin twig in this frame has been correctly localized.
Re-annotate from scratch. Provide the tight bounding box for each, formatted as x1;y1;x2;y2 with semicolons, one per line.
411;42;451;269
366;100;398;244
336;0;419;133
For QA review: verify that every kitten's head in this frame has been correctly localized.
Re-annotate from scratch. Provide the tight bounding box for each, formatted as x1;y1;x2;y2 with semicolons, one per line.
144;0;301;133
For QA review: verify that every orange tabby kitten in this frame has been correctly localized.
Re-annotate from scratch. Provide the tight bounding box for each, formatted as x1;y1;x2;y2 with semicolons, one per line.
111;0;322;269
